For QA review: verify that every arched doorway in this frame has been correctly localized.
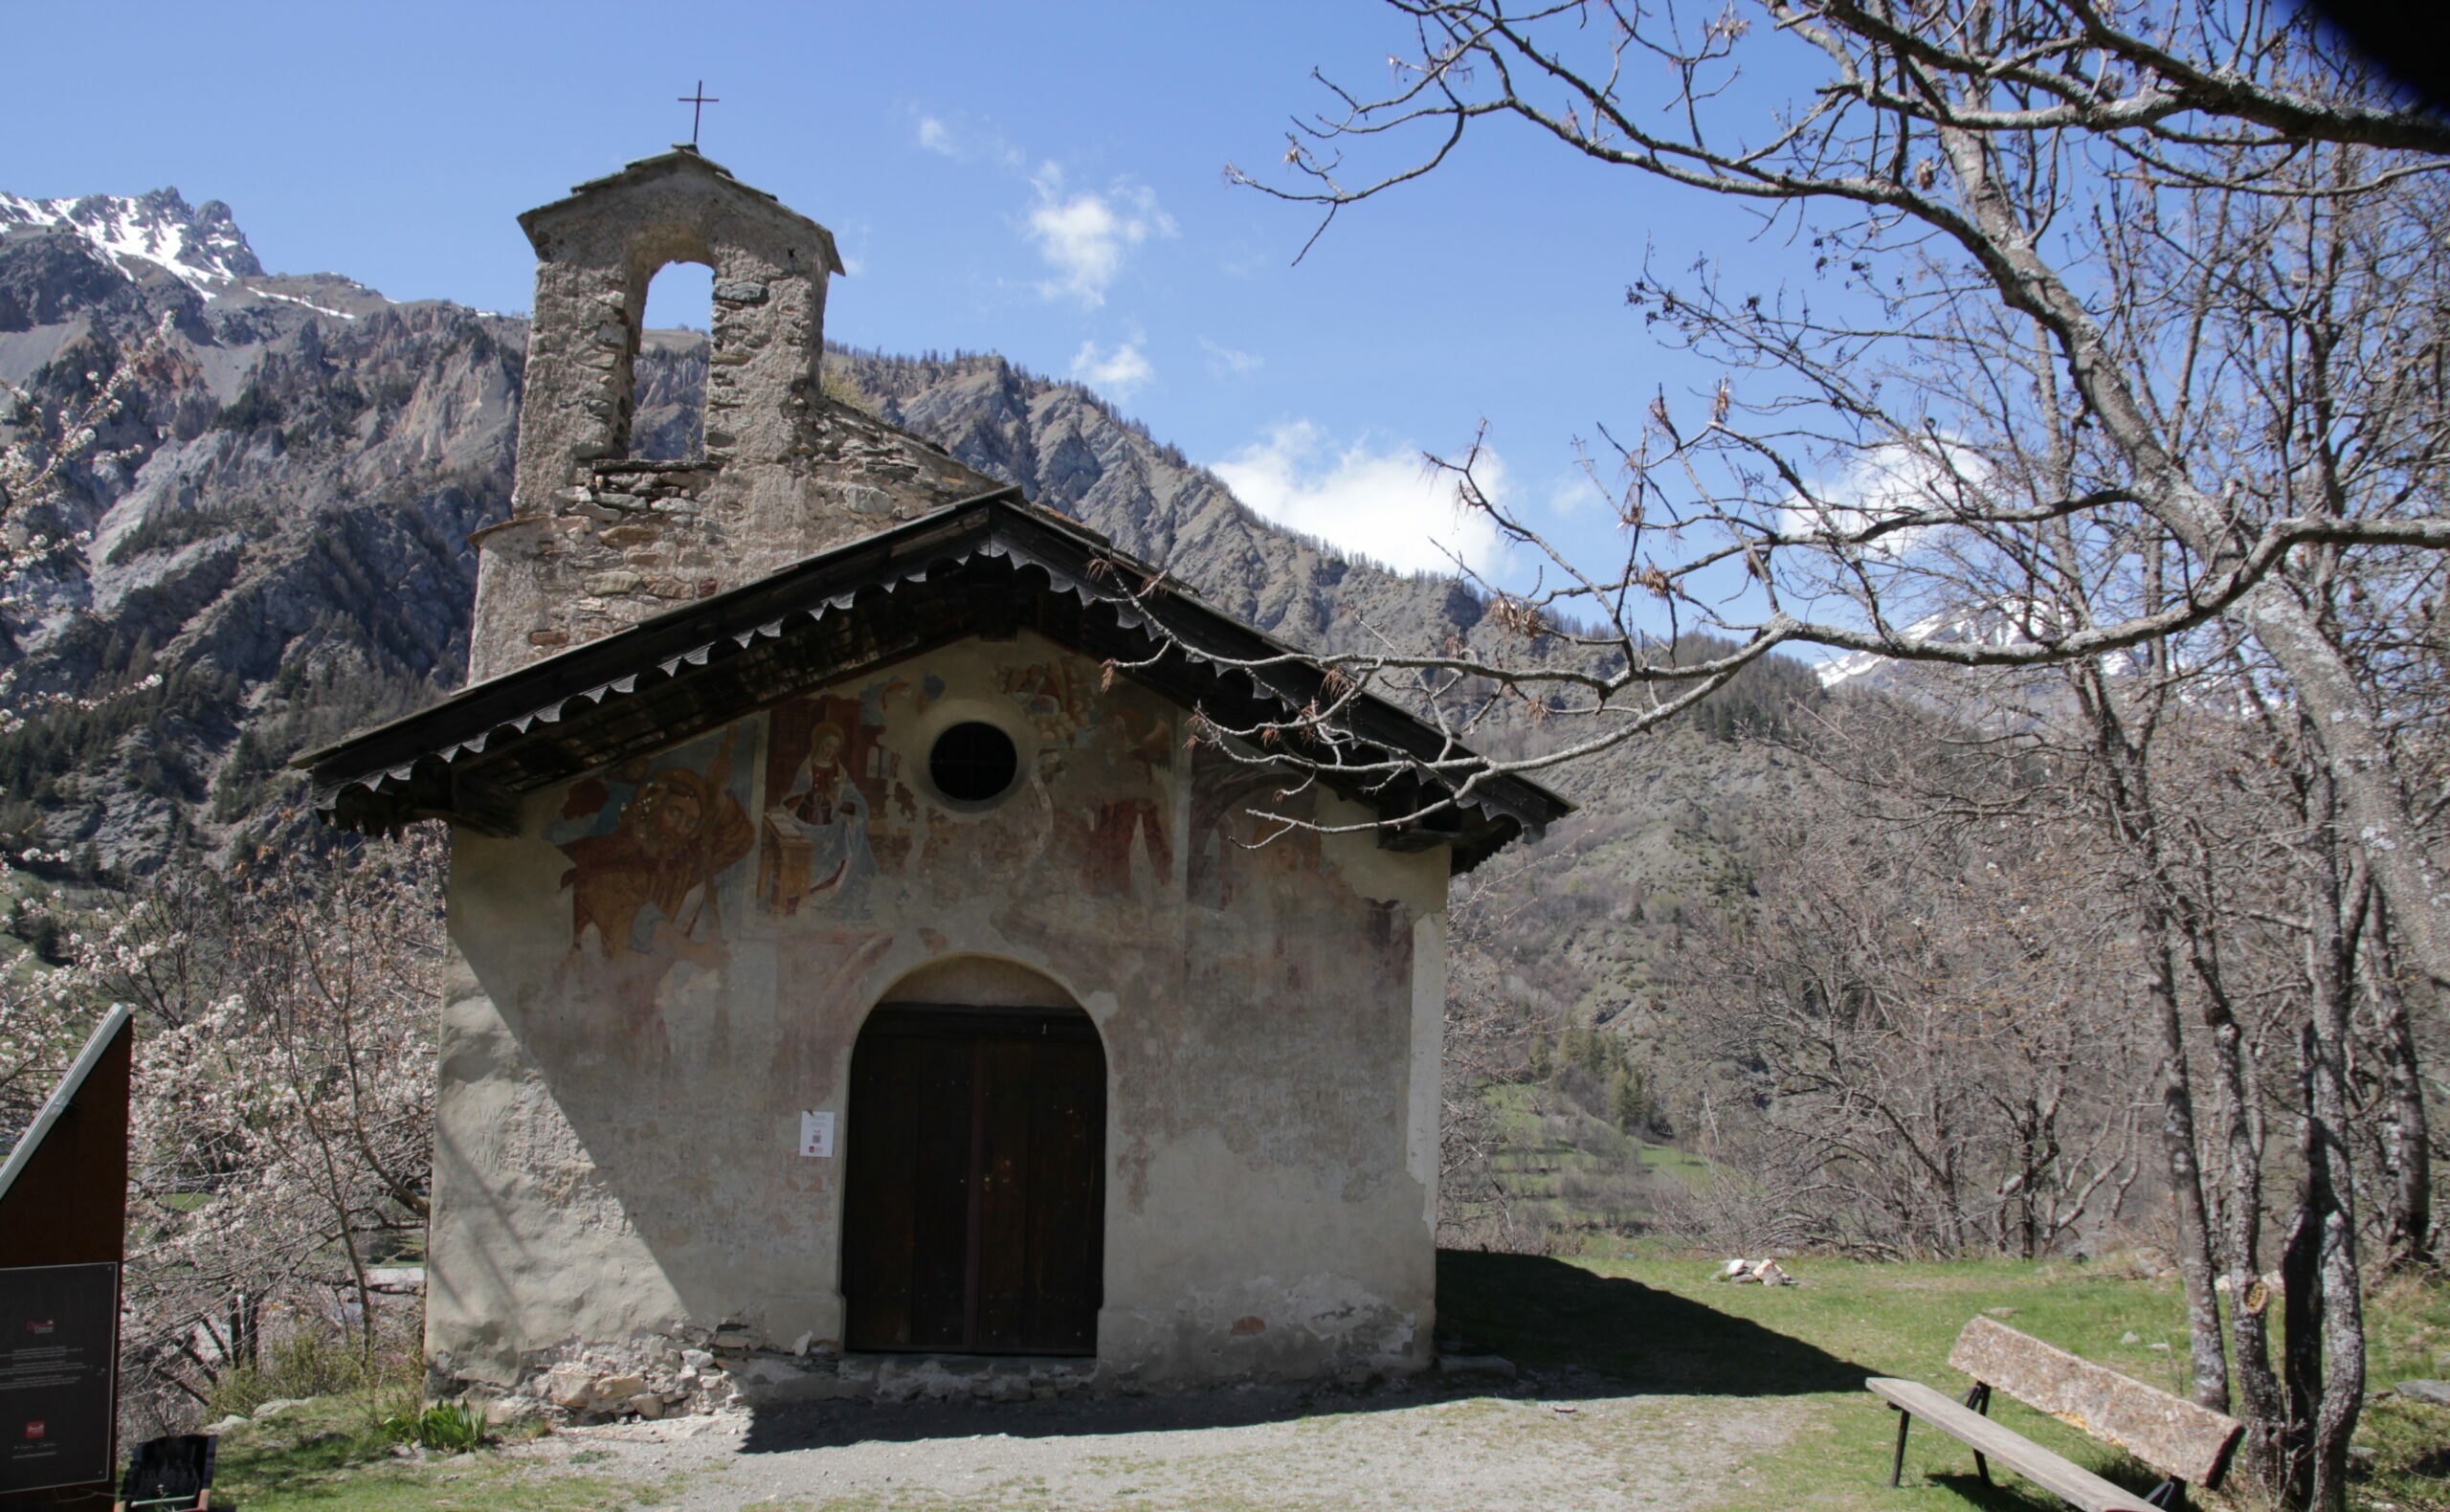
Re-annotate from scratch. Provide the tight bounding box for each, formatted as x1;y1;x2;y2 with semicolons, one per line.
842;973;1105;1356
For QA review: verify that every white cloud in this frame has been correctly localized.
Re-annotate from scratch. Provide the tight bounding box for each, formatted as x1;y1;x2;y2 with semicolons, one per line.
1026;167;1176;307
910;111;1023;169
910;117;1174;306
1210;422;1512;578
1071;340;1154;398
1547;470;1607;518
1200;338;1263;377
1782;440;1990;559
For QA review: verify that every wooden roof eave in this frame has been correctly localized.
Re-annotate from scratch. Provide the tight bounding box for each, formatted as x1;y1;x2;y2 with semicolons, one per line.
297;492;1571;872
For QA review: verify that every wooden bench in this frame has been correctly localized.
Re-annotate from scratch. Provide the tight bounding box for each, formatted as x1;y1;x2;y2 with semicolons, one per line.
1867;1317;2245;1512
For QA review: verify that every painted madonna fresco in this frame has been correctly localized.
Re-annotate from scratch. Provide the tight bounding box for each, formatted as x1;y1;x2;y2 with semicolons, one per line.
759;692;889;915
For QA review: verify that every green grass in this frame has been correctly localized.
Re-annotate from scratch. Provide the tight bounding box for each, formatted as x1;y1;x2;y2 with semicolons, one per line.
1633;1141;1715;1191
1476;1081;1727;1228
208;1394;663;1512
2358;1269;2450;1511
1437;1249;2450;1512
195;1255;2447;1512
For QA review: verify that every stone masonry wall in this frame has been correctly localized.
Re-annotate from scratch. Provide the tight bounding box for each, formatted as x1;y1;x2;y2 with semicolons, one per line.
468;152;1000;683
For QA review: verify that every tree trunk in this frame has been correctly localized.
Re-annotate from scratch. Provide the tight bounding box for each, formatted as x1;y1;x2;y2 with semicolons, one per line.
2240;590;2450;1000
2148;922;2232;1412
2207;1007;2287;1491
2161;866;2289;1486
2365;906;2436;1270
2292;780;2369;1512
2303;1025;2368;1512
2280;1095;2325;1512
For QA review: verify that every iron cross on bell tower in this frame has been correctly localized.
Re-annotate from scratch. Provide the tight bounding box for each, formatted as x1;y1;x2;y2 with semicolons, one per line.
679;80;719;148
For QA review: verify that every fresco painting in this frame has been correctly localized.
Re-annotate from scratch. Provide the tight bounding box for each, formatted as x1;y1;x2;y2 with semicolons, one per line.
537;653;1383;1005
1186;735;1410;989
1022;665;1174;899
1083;705;1174;895
759;692;896;914
549;723;757;969
999;659;1089;741
1188;746;1333;915
752;654;1178;910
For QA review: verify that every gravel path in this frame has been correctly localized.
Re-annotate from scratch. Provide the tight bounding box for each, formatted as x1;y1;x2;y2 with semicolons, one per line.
498;1375;1809;1511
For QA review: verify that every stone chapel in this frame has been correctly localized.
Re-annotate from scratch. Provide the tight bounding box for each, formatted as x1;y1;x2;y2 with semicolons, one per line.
301;148;1568;1410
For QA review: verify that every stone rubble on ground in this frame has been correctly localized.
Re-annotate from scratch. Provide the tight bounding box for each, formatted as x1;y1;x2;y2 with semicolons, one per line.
488;1324;1133;1421
1716;1258;1798;1286
482;1397;543;1430
2394;1379;2450;1407
515;1341;741;1425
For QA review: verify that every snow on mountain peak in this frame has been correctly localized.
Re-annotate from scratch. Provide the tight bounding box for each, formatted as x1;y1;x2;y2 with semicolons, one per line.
1812;599;2077;689
0;187;265;295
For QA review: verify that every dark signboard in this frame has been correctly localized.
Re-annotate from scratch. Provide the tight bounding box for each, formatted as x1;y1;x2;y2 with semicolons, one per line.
0;1263;118;1495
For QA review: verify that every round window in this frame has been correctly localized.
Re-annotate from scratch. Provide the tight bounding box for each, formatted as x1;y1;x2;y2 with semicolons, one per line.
929;722;1019;803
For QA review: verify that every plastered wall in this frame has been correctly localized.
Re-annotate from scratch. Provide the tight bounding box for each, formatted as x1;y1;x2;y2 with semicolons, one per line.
430;634;1449;1394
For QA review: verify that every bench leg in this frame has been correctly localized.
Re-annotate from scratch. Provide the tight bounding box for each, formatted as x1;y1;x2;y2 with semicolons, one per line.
1888;1407;1912;1488
2147;1478;2186;1510
1961;1382;1993;1486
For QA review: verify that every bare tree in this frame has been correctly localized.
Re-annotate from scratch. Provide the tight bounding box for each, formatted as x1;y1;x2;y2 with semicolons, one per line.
1192;2;2450;1022
1676;693;2148;1260
1437;852;1549;1246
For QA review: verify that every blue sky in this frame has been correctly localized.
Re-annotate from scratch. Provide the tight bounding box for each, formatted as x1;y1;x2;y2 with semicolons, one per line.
8;1;1797;595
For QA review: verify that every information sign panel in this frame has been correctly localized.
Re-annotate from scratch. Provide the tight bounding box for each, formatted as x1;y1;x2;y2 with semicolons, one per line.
0;1262;119;1495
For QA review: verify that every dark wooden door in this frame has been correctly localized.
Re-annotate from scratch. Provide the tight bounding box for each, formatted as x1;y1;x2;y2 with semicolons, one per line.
843;1006;1105;1355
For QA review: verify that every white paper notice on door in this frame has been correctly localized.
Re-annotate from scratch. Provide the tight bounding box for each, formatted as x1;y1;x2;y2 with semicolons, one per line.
798;1110;835;1158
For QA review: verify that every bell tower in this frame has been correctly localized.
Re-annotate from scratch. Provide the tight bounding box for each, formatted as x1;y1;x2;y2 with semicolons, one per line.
468;149;995;682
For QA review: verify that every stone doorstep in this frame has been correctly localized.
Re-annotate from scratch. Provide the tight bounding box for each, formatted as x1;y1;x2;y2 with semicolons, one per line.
722;1351;1106;1405
719;1350;1099;1382
836;1352;1098;1378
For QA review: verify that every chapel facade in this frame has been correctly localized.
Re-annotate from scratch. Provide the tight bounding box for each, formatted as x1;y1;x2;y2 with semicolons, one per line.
303;150;1566;1411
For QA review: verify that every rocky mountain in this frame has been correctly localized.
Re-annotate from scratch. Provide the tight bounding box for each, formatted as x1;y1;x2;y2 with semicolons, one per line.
0;189;1818;1065
0;188;263;296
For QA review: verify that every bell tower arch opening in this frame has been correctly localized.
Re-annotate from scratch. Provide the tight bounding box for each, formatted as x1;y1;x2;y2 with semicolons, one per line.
506;149;844;499
842;958;1106;1356
635;259;717;460
642;256;716;336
